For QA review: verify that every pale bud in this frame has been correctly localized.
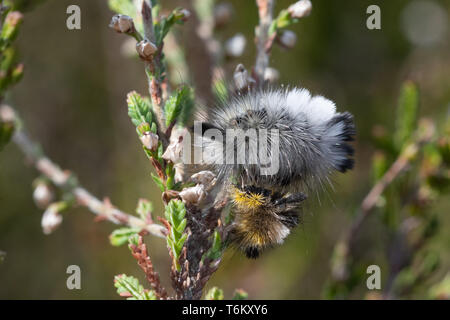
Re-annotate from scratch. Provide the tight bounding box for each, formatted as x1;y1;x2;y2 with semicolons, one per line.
178;9;191;22
33;183;54;209
136;39;158;60
0;105;15;123
162;128;188;163
140;131;159;151
174;163;185;183
288;0;312;19
278;30;297;49
5;11;23;28
233;64;249;90
264;67;280;83
214;2;233;28
225;33;246;58
179;184;207;205
41;204;63;235
109;14;135;34
162;142;181;164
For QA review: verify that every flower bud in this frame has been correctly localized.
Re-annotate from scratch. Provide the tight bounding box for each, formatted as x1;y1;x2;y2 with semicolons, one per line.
225;33;246;58
33;183;54;209
214;2;233;28
264;67;280;83
109;14;135;34
136;39;158;60
41;203;63;235
233;64;249;91
0;105;15;123
176;8;191;22
1;11;23;42
140;131;159;151
288;0;312;19
162;128;188;163
278;30;297;49
11;63;24;84
174;163;185;183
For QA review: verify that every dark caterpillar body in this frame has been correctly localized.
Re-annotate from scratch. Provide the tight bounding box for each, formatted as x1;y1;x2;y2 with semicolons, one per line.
229;185;306;258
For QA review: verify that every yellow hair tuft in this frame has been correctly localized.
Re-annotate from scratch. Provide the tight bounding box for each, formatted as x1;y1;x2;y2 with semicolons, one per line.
231;187;266;211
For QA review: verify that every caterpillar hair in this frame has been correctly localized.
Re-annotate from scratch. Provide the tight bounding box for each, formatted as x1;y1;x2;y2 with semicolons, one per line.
229;185;307;258
196;86;356;257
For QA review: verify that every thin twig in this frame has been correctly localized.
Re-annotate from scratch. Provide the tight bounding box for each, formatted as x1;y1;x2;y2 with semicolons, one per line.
8;106;166;238
331;120;436;286
254;0;275;86
346;151;414;247
130;235;168;299
141;0;166;135
347;131;433;250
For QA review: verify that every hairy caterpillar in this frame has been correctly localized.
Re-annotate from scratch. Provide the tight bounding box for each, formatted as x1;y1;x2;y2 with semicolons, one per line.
197;87;355;258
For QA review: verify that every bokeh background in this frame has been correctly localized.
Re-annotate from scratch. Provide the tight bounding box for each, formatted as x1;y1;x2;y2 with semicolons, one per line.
0;0;449;299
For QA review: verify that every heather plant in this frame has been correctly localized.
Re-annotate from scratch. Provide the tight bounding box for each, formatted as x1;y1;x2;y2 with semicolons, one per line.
1;0;448;300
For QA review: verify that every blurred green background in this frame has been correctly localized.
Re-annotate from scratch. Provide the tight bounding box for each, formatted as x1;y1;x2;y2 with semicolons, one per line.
0;0;449;299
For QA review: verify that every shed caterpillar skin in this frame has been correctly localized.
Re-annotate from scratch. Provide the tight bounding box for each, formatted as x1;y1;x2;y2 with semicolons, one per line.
197;87;355;258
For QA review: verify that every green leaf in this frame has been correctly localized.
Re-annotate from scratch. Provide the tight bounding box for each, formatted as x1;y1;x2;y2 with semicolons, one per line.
0;11;23;48
154;7;189;47
224;205;235;225
109;227;140;246
165;162;175;190
232;289;248;300
128;233;139;247
164;86;195;127
9;63;23;85
127;91;153;127
151;122;157;134
0;47;17;71
173;201;186;226
176;233;188;250
136;198;153;221
164;200;188;271
176;218;187;233
151;173;165;192
213;78;228;102
114;274;156;300
394;81;419;150
0;45;24;93
0;120;14;151
205;287;224;300
157;142;164;158
429;273;450;299
206;230;222;260
270;9;298;35
136;122;151;137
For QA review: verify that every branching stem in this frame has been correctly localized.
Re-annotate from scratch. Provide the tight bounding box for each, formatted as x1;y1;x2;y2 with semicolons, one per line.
8;107;166;238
